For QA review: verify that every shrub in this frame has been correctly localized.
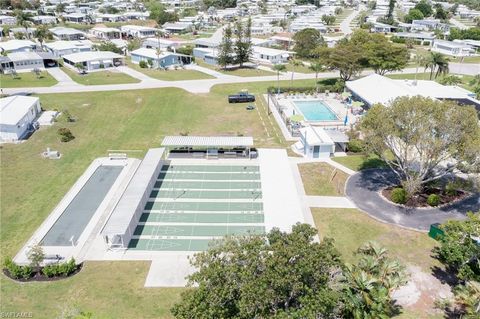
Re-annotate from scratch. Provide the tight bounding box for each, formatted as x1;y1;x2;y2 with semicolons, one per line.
391;187;407;204
347;139;364;153
4;257;32;279
427;194;441;206
58;128;75;142
139;60;148;68
41;258;76;277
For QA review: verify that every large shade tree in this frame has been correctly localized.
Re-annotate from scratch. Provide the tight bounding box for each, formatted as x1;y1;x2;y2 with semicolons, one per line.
171;224;344;318
361;96;480;196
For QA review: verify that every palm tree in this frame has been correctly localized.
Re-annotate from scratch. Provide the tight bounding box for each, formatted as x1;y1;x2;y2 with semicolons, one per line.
424;52;449;80
309;62;324;92
272;63;286;96
289;59;303;86
15;10;32;39
33;26;51;50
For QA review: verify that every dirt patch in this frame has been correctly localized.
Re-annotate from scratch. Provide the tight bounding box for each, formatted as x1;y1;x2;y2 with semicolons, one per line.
382;186;469;208
393;265;452;316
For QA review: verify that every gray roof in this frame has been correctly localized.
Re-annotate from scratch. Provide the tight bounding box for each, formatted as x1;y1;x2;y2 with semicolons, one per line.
162;136;254;147
101;148;165;236
325;129;349;143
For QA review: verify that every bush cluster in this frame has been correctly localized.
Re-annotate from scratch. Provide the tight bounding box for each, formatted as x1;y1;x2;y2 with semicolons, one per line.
42;258;77;277
427;194;440;207
4;257;32;279
58;128;75;142
139;60;148;68
391;188;407;204
347;139;365;153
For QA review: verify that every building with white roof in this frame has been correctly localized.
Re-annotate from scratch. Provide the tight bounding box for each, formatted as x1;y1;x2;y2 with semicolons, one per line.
50;27;86;41
44;40;93;58
6;52;45;72
142;37;186;50
251;46;293;64
90;27;121;40
121;25;158;38
130;48;192;68
0;96;41;142
31;15;57;25
62;51;125;71
0;40;36;53
0;15;17;25
432;39;476;57
63;12;87;23
346;74;479;108
297;126;335;158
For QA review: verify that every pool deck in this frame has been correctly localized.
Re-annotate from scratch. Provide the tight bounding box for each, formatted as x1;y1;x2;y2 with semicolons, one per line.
14;157;140;265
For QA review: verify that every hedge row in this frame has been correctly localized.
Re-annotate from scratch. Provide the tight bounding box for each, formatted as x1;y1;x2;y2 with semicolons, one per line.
4;257;78;280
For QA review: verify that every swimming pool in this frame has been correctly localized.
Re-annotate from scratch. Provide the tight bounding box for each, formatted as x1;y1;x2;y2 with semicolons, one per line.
293;100;338;121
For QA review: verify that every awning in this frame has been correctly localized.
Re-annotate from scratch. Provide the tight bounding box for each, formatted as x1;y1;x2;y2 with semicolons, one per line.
162;136;254;147
90;61;100;65
103;59;113;64
325;130;349;143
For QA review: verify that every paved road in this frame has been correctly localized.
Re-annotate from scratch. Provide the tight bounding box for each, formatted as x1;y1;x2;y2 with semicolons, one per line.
345;169;480;231
449;62;480;76
340;6;363;36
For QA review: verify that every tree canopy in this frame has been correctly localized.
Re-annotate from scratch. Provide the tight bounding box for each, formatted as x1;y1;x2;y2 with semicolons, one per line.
202;0;236;9
414;0;433;17
171;224;407;318
292;28;325;59
360;96;480;195
147;1;178;26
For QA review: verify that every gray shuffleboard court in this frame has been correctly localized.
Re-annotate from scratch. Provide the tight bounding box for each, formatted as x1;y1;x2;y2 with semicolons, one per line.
41;165;123;246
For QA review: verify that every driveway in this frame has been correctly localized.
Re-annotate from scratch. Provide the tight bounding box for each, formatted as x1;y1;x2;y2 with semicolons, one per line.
46;67;78;86
345;169;479;231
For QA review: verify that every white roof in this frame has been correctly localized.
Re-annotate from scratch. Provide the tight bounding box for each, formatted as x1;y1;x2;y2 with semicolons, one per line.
91;27;120;33
0;96;39;125
7;51;42;62
50;27;85;35
131;47;174;60
121;25;157;31
434;39;472;49
102;148;165;236
299;126;334;146
45;40;92;51
0;40;35;52
62;51;123;63
162;136;254;147
252;45;294;57
346;74;474;105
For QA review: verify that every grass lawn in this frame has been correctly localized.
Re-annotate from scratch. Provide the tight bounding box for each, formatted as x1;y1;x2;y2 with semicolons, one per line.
0;79;323;317
312;208;438;271
196;58;275;77
126;59;215;81
1;261;184;318
298;162;349;196
332;154;388;171
0;71;57;88
283;62;315;74
61;67;140;85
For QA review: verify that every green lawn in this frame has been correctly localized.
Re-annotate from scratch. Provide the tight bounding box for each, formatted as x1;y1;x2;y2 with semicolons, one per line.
196;59;275;77
126;59;215;81
0;71;57;88
283;62;315;74
298;162;349;196
312;208;438;270
332;154;387;171
1;79;323;318
61;67;141;85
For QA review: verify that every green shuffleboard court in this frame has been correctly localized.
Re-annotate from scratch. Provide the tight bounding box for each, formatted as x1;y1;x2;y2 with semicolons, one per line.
129;164;265;251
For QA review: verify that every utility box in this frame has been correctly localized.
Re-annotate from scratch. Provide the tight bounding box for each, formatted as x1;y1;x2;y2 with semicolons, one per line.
428;223;445;240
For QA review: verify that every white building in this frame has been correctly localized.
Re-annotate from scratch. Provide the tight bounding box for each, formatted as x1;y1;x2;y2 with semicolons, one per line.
0;40;36;53
432;39;476;57
50;27;86;41
62;51;125;71
0;96;41;142
297;126;335;158
6;52;45;72
130;48;192;68
0;15;17;25
121;25;158;38
31;15;57;25
44;40;93;58
142;37;186;50
90;27;121;40
63;12;87;23
251;46;293;64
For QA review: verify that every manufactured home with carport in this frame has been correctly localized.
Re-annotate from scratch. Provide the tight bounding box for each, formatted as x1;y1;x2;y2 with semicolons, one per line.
62;51;124;71
130;48;192;68
0;96;41;142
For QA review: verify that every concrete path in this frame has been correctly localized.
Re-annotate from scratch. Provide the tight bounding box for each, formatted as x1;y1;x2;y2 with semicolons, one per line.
116;65;156;82
186;63;233;79
290;156;356;176
144;256;195;287
46;67;77;86
345;168;480;231
340;7;362;36
306;195;356;208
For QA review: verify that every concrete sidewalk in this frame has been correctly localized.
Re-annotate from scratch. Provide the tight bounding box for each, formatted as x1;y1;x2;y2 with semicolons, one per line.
305;195;356;208
186;63;235;79
116;65;157;82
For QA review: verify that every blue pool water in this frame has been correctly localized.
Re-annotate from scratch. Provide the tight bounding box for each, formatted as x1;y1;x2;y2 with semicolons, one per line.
293;100;338;121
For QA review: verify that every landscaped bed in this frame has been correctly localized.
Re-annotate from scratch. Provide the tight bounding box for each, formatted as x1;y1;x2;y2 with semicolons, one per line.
3;258;81;282
382;185;471;208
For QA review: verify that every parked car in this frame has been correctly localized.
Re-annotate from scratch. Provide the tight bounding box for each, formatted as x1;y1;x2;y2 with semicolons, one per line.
228;92;255;103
